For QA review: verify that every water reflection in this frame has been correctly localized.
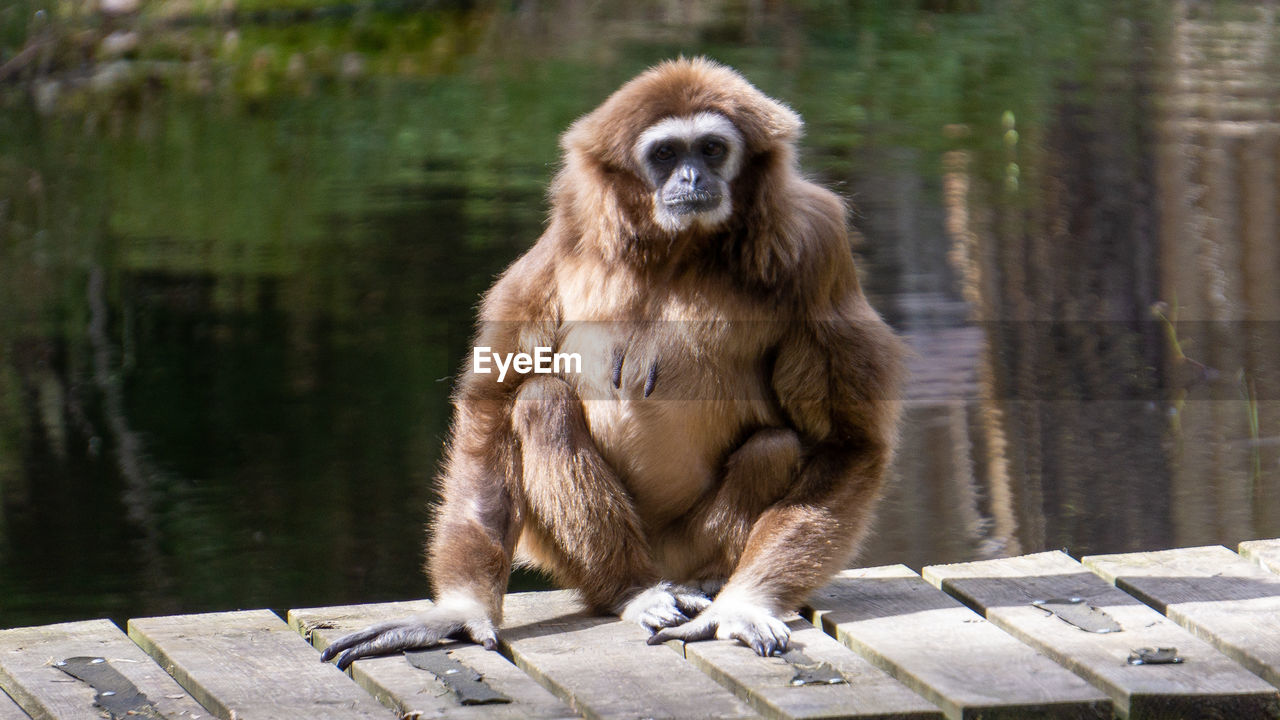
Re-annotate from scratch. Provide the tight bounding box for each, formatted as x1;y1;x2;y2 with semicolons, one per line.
867;0;1280;567
1;0;1278;628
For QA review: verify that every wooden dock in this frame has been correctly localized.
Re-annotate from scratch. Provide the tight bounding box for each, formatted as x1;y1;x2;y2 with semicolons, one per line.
4;541;1280;719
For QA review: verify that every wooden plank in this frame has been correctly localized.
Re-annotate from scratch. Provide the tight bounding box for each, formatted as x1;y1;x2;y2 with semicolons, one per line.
1084;545;1280;689
288;599;576;719
1239;538;1280;575
0;619;205;720
500;590;758;720
925;551;1280;720
808;565;1110;720
128;609;393;720
665;617;943;720
0;618;207;720
0;689;29;720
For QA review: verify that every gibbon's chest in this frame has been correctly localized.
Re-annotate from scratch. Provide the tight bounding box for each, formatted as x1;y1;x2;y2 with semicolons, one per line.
552;265;785;524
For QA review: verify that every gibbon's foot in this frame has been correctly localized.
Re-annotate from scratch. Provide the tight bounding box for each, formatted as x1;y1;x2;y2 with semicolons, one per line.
646;591;790;657
617;582;712;632
319;598;497;670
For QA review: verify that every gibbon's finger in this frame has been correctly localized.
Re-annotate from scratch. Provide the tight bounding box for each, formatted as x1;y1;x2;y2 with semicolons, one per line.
320;621;403;662
642;605;690;631
619;582;695;631
729;617;790;657
334;623;450;670
671;588;712;617
769;622;791;654
646;615;716;646
768;632;788;656
734;629;779;658
325;619;461;669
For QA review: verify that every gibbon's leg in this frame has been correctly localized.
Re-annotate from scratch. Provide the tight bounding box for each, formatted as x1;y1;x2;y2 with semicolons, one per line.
512;375;710;628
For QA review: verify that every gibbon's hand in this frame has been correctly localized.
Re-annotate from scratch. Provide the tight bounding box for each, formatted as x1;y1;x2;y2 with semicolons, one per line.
618;582;713;631
319;600;497;670
646;592;790;657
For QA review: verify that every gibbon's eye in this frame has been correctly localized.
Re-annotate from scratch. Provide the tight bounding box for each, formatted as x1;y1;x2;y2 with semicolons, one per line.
652;144;676;163
702;139;726;158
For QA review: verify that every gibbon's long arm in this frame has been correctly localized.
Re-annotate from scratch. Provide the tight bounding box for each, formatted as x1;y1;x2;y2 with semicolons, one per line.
320;254;545;670
319;325;524;669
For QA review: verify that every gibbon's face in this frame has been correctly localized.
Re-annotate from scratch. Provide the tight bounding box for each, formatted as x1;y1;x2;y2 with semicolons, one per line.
634;112;745;233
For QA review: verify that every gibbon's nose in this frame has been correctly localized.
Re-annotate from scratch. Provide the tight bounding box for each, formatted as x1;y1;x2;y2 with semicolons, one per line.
679;163;704;190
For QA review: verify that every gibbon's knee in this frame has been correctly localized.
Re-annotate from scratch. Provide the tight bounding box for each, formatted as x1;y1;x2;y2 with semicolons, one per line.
724;428;802;494
714;428;803;525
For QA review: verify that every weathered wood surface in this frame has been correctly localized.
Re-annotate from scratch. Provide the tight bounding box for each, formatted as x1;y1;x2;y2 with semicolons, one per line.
129;609;392;720
0;619;206;720
1084;544;1280;689
665;617;943;720
808;565;1111;720
925;551;1280;720
1240;538;1280;575
289;599;576;719
0;690;29;720
500;590;758;720
13;540;1280;719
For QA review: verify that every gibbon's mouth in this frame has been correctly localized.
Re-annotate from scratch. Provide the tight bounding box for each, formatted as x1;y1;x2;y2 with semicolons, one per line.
663;190;721;214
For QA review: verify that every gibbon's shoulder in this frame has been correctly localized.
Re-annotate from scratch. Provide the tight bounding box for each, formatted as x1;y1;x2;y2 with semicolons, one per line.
478;233;563;324
757;176;861;305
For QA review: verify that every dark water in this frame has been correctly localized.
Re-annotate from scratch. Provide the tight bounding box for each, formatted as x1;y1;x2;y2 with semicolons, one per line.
2;0;1279;628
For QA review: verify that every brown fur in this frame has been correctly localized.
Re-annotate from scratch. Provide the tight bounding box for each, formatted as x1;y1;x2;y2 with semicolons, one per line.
427;57;905;623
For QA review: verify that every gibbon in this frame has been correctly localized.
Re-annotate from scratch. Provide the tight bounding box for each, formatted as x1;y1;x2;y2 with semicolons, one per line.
322;57;905;667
